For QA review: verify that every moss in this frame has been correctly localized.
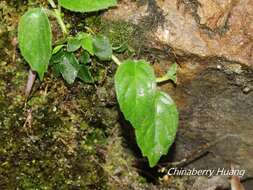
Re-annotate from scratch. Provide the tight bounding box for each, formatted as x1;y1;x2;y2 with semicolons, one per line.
86;16;143;56
100;20;146;57
0;78;110;189
101;21;135;48
0;1;162;189
0;32;111;189
102;126;147;189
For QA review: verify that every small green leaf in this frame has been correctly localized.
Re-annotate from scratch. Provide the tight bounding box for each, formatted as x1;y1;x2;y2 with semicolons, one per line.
52;45;65;55
78;65;94;83
59;0;117;12
112;42;128;53
80;33;94;55
67;37;81;52
135;91;178;167
115;60;156;128
59;53;79;84
52;63;63;77
18;8;52;80
166;63;178;83
93;35;112;61
50;50;65;64
79;51;90;64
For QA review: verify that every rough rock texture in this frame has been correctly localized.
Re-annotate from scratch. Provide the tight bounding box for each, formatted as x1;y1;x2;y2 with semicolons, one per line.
197;0;234;30
103;0;253;65
168;62;253;178
192;176;230;190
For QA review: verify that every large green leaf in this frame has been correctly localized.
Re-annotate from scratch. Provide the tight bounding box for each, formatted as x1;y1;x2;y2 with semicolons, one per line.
135;91;178;167
18;8;52;80
115;60;156;128
115;59;179;167
59;0;117;12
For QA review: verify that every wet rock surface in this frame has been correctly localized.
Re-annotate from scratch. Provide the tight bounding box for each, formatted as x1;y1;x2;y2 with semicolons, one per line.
103;0;253;65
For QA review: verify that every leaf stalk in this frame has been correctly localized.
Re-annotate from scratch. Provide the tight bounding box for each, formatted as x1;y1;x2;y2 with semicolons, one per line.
112;55;122;66
46;0;68;36
47;0;56;8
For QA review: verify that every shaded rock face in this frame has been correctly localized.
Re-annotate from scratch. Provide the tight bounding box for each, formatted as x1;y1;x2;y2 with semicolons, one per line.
173;64;253;177
104;0;253;65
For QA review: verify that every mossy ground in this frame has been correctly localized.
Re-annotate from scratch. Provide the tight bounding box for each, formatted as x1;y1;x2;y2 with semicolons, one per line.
0;1;149;189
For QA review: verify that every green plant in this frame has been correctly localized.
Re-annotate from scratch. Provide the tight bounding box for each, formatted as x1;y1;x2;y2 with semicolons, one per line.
18;0;179;167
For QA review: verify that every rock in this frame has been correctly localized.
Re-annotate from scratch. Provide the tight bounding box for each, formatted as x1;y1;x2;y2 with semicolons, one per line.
172;63;253;177
197;0;234;30
192;176;230;190
103;0;253;66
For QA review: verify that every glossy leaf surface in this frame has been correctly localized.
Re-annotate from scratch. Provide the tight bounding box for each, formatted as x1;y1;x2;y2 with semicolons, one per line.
18;8;52;80
115;60;156;128
115;60;179;167
135;91;178;167
59;0;117;12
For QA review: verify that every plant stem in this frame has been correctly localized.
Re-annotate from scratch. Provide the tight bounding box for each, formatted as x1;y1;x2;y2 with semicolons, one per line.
25;69;36;98
112;55;122;66
54;9;68;36
85;26;95;35
46;0;68;36
47;0;56;8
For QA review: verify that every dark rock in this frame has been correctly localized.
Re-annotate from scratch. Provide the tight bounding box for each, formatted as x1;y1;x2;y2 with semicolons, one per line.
172;64;253;177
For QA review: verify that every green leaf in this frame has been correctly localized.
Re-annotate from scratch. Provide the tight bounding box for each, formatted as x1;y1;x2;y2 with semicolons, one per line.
52;45;65;55
18;8;52;80
78;65;94;83
166;63;178;83
80;34;94;55
93;35;112;61
135;91;178;167
79;51;90;64
112;42;128;53
50;49;65;64
52;63;63;78
59;0;117;12
59;53;79;84
115;59;179;167
67;37;81;52
115;60;156;128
